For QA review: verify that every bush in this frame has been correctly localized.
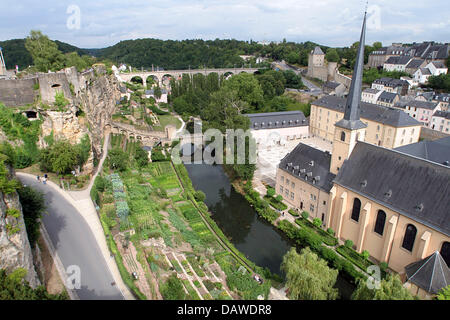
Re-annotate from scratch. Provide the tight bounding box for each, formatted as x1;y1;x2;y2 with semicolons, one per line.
301;211;309;219
345;239;354;248
361;250;370;260
327;228;335;236
266;187;275;197
194;190;206;202
380;262;388;272
288;209;299;217
160;274;186;300
275;195;283;202
313;218;322;227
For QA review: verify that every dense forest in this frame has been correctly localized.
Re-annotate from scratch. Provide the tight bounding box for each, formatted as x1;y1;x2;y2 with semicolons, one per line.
1;33;387;72
0;38;90;70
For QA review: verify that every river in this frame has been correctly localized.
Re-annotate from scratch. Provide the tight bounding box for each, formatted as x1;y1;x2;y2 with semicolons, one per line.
184;162;355;299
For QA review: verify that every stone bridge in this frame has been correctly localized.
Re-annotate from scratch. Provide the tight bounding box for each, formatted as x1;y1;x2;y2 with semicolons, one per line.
118;67;259;87
107;121;170;146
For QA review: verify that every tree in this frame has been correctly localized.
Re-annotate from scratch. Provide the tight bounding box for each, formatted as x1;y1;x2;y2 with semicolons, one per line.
373;42;383;50
223;73;264;110
325;48;340;63
154;85;162;100
194;190;206;202
108;148;129;171
286;51;300;65
25;30;65;72
44;140;78;174
281;247;339;300
352;274;417;300
134;145;149;168
436;285;450;300
0;268;67;300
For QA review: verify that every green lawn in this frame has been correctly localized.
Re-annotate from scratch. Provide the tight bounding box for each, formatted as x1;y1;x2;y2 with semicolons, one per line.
153;115;182;131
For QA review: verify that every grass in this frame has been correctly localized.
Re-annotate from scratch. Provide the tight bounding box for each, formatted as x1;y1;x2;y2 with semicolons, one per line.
336;245;372;272
152;115;181;131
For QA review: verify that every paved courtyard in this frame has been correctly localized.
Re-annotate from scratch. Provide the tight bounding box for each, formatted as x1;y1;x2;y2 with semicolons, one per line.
254;135;332;191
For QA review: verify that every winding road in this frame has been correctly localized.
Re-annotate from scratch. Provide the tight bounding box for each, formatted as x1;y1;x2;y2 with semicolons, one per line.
18;174;124;300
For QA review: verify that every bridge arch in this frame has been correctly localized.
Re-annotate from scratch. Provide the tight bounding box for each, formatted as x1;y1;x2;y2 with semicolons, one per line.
130;76;144;85
146;75;159;87
223;71;234;79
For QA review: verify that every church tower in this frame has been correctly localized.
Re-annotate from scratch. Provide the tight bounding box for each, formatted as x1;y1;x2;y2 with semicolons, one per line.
330;12;368;175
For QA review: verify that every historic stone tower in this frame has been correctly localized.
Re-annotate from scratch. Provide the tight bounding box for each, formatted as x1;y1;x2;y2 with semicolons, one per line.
0;47;6;77
330;12;368;175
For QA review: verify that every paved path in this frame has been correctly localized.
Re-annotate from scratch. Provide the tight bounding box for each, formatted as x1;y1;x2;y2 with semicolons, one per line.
18;173;124;300
18;134;134;300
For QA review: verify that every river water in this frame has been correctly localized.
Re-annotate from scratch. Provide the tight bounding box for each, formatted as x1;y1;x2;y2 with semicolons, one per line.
184;162;355;299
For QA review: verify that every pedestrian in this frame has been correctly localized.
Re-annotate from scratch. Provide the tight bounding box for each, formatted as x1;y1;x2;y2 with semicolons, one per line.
36;175;40;182
44;173;48;179
43;177;47;185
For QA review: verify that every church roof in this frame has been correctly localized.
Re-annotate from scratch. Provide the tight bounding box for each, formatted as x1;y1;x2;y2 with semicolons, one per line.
279;143;336;193
334;142;450;236
313;95;421;128
395;136;450;166
405;251;450;294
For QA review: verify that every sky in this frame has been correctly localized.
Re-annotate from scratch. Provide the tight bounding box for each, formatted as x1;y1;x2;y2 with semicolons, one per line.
0;0;449;49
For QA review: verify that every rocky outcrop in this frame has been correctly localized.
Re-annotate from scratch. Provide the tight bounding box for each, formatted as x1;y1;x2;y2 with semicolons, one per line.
0;167;40;288
76;68;120;160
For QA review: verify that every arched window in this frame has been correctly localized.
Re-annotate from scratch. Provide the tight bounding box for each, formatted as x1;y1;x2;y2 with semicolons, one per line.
441;242;450;267
351;198;361;222
374;210;386;235
341;131;346;142
401;224;417;252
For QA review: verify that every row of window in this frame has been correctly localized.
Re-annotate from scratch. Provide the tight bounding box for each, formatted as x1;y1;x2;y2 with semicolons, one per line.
351;198;416;252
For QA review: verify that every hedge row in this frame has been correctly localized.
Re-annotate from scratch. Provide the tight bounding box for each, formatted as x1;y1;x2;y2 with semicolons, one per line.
278;220;366;282
295;218;338;246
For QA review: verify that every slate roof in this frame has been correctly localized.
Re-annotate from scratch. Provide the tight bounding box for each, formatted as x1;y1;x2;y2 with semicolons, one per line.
405;59;425;69
312;46;325;55
246;111;307;130
279;143;336;193
395;136;450;166
335;142;450;236
385;56;412;65
433;93;450;103
433;110;450;119
363;88;380;94
323;81;341;90
378;91;398;103
419;68;431;75
405;251;450;294
406;100;438;110
373;77;406;88
430;61;447;69
313;95;421;128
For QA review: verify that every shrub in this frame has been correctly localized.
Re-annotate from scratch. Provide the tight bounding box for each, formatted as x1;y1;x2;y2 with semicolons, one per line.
194;190;206;202
313;218;322;227
345;239;354;248
266;187;275;197
288;209;299;217
301;211;309;219
361;250;370;260
380;262;388;272
327;228;335;236
275;195;283;202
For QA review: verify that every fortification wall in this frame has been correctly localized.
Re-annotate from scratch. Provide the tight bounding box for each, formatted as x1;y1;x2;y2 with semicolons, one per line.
0;78;38;107
420;126;449;141
335;71;352;88
38;72;72;105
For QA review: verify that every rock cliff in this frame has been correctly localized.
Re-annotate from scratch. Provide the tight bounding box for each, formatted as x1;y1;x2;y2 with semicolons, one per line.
0;167;40;287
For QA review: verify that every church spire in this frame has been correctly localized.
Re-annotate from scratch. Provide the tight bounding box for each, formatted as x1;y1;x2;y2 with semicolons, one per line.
335;12;368;130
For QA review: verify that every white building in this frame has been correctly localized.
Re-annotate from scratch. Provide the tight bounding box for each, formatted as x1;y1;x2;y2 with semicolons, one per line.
430;111;450;133
383;56;412;72
361;88;382;104
246;111;309;147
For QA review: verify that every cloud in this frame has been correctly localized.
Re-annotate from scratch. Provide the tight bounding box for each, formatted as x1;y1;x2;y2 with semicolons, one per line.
0;0;448;48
